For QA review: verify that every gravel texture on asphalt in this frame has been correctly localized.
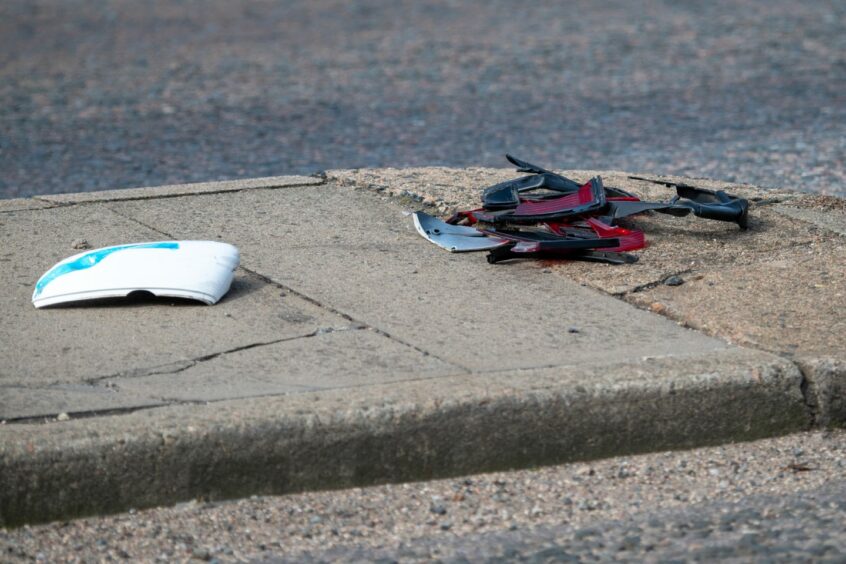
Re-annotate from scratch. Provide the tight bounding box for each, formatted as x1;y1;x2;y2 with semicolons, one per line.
2;429;844;562
273;481;846;563
2;0;845;198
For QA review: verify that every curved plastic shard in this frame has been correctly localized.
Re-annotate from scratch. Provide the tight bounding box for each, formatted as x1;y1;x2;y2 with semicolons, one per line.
411;211;507;252
33;241;240;308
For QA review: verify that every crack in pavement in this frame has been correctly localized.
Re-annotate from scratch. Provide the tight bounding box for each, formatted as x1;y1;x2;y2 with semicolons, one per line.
105;205;469;374
1;327;361;424
103;205;180;239
611;268;695;297
4;347;742;426
238;266;471;374
798;367;821;428
4;366;477;425
87;327;359;385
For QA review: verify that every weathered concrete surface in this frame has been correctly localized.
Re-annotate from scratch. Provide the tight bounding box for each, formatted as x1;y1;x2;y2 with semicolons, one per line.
33;175;322;205
104;327;459;403
107;186;731;373
775;201;846;237
331;167;845;424
0;171;838;526
0;204;348;418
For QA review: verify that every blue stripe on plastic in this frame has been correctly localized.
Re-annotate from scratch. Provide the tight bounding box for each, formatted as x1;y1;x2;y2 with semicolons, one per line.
34;242;179;297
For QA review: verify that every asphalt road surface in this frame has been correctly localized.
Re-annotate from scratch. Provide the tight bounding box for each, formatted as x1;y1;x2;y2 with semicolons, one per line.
2;430;845;561
276;481;846;564
278;483;846;563
2;0;845;198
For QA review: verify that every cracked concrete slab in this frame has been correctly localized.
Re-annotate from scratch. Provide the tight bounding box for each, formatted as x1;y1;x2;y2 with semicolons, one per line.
109;185;731;373
107;328;460;403
0;260;344;391
0;204;347;419
34;175;323;205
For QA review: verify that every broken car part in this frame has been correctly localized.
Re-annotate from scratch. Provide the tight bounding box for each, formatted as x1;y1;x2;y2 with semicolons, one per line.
410;155;750;265
486;245;639;265
477;221;641;265
472;177;607;224
33;241;240;308
481;154;583;209
412;211;509;252
602;184;749;229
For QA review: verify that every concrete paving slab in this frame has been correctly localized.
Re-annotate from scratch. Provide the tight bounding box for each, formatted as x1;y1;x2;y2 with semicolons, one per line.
1;263;344;390
107;328;460;402
109;183;411;248
33;175;322;205
0;205;348;419
109;185;731;373
625;244;845;356
0;347;806;527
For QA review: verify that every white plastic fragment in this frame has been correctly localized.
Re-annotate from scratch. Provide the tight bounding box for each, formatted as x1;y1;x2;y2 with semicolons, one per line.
32;241;240;308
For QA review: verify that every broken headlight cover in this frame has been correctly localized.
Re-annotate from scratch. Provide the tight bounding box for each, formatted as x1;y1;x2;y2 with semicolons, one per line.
33;241;240;308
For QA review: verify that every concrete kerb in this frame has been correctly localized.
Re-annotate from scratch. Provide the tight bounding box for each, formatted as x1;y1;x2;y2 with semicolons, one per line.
0;349;808;528
0;170;842;526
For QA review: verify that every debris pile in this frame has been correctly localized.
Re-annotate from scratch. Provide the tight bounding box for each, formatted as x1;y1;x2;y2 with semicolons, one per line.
412;155;748;264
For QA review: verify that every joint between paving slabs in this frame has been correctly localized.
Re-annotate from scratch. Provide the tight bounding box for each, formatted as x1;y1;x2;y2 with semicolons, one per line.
799;372;819;428
0;205;58;215
2;401;204;425
238;265;471;373
797;364;824;429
